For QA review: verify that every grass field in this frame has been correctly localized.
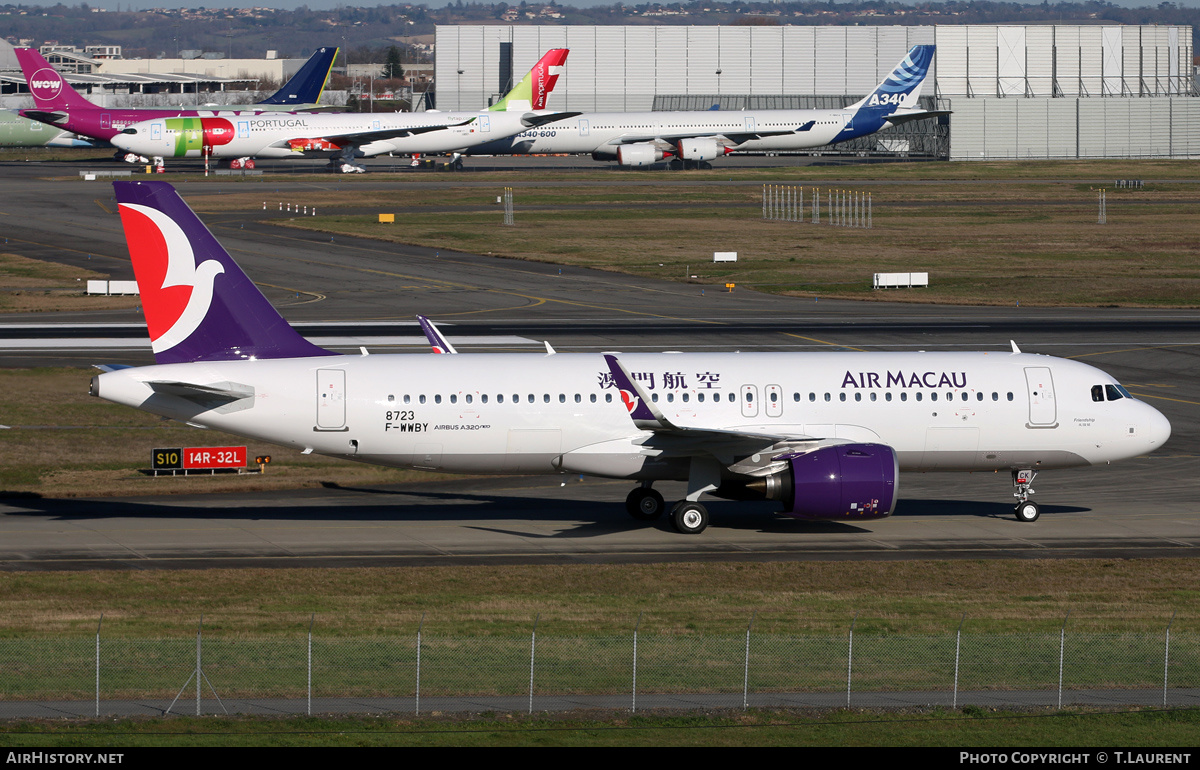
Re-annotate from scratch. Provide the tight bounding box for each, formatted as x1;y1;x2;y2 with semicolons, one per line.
0;253;141;314
0;560;1195;638
0;368;445;497
1;708;1198;747
178;159;1200;308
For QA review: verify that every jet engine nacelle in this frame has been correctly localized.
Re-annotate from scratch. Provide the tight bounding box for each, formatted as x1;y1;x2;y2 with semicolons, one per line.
614;143;667;167
735;443;898;520
676;137;728;162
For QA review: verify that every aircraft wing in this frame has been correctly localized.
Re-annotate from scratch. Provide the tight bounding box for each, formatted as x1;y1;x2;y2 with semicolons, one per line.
603;353;818;443
267;117;477;150
601;125;800;150
603;354;834;472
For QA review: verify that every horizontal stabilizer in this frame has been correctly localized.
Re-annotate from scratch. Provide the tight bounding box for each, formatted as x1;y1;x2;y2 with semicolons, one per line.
147;380;254;401
21;110;69;126
520;111;582;129
885;109;951;126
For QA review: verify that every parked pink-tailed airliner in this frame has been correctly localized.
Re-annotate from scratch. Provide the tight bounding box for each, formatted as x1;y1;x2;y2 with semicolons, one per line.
15;47;339;156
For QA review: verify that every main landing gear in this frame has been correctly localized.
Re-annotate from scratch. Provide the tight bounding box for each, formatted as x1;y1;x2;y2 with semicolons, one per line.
625;485;665;521
1012;469;1040;522
625;486;711;534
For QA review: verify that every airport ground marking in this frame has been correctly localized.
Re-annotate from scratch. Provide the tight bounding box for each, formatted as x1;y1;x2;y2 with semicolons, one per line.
221;223;727;323
253;281;326;305
1126;392;1200;407
780;332;865;352
223;230;724;325
1067;344;1198;360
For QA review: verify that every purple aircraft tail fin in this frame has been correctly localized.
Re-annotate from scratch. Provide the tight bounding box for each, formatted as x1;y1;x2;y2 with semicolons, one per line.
15;48;98;113
113;180;337;365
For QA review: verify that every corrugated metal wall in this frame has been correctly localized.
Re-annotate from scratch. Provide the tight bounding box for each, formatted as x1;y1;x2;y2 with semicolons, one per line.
436;23;1191;106
434;24;1197;159
948;97;1200;159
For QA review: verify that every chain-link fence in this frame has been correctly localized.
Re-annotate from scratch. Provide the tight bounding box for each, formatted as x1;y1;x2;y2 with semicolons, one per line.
1;621;1196;718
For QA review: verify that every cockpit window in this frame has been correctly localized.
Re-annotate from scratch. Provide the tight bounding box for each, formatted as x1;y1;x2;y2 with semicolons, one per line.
1094;383;1132;401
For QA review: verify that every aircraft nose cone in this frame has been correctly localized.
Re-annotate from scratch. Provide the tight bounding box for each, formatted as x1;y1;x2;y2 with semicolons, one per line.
1147;405;1172;449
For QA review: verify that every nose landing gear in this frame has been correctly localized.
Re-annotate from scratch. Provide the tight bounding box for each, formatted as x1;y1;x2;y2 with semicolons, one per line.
1012;469;1040;522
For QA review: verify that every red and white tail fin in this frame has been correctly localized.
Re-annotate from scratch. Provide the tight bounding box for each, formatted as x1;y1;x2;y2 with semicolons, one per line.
489;49;569;113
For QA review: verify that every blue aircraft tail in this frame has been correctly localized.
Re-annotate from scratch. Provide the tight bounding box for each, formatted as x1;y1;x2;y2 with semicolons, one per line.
833;45;935;142
258;47;338;106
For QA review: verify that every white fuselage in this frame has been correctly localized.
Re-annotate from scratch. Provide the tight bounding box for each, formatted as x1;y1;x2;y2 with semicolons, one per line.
93;351;1170;480
109;109;539;160
467;108;860;158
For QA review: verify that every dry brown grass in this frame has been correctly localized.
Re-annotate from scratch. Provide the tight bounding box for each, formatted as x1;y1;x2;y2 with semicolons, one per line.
0;253;141;313
0;559;1194;637
0;368;447;496
201;165;1200;308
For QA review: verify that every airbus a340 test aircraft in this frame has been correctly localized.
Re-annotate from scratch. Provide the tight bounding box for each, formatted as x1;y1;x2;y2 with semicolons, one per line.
108;49;575;172
90;181;1171;534
464;45;945;168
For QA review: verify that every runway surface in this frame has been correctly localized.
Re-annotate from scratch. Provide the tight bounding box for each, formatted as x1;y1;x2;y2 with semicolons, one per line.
1;160;1197;568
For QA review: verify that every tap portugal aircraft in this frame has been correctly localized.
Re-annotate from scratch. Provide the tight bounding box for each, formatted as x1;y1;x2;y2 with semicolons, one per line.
108;49;576;171
92;181;1170;534
15;47;340;148
465;45;947;168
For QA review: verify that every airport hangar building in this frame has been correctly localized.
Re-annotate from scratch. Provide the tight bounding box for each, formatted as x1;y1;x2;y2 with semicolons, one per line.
434;24;1198;161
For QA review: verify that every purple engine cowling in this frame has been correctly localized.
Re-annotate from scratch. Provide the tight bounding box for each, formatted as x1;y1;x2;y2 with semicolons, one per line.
777;443;898;520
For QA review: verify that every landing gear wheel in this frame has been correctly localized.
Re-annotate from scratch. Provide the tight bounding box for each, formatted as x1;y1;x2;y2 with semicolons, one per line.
671;501;709;534
626;488;665;521
1015;500;1041;522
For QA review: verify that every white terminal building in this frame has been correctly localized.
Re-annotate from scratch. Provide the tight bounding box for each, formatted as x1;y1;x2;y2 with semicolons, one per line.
434;24;1198;160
